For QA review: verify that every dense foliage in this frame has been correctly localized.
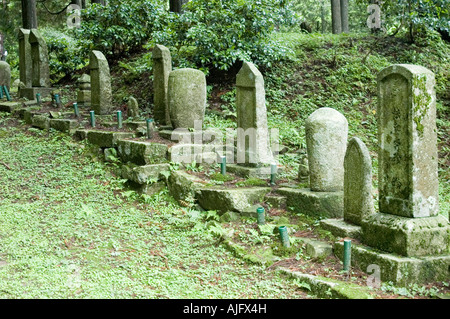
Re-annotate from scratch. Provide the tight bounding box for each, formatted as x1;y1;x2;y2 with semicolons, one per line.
152;0;298;71
357;0;450;42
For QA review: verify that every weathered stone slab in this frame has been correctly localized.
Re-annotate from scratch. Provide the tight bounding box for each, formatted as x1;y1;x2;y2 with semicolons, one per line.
19;87;53;100
236;62;274;167
377;64;439;218
153;45;172;125
86;130;134;148
31;114;50;130
168;68;206;129
277;187;343;219
168;143;223;164
334;241;450;287
167;170;205;202
121;163;170;184
49;118;79;133
361;212;449;257
344;137;374;225
196;187;271;214
320;218;362;240
29;29;51;87
117;139;168;165
0;61;11;90
305;107;348;192
90;50;112;115
18;28;32;88
0;102;20;113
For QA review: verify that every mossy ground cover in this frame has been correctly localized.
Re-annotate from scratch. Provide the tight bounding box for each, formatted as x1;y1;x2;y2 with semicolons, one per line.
0;114;312;299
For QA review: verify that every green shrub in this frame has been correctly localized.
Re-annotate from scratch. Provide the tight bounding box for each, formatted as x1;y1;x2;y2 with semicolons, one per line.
152;0;299;72
72;0;168;60
42;28;87;83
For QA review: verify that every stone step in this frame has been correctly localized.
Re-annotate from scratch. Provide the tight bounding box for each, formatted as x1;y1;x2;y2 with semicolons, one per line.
116;139;168;165
121;163;170;185
264;194;287;209
86;130;135;148
320;218;362;240
276;187;343;219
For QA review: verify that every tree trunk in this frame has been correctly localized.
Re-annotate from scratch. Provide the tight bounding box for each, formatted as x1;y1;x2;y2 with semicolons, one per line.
321;0;326;33
330;0;341;34
170;0;188;13
91;0;105;5
21;0;38;29
71;0;82;7
340;0;349;33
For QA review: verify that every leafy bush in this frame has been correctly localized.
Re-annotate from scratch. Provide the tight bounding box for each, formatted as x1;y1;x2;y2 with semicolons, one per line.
72;0;168;60
42;28;87;82
152;0;299;72
357;0;450;42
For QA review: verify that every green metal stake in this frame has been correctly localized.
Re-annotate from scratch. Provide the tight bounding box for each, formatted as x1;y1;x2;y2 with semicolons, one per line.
257;207;265;225
36;93;41;105
90;111;95;127
0;86;3;99
343;239;352;272
278;226;290;248
73;103;79;117
117;111;123;129
3;86;11;101
270;163;277;185
54;94;61;107
220;156;226;175
146;118;154;139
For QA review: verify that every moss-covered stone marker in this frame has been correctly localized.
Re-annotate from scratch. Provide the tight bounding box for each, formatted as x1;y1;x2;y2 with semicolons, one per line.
344;137;374;225
89;50;112;115
153;44;172;125
235;62;274;167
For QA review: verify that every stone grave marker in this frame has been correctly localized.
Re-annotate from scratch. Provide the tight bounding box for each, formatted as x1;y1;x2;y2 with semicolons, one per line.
90;50;112;115
305;107;348;192
168;68;206;129
77;74;91;107
362;64;449;257
344;137;374;225
235;61;273;167
18;29;32;88
127;96;139;118
153;44;172;125
29;29;51;88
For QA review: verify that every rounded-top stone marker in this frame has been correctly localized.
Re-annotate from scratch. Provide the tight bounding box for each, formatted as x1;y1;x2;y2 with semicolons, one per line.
305;107;348;192
168;68;206;129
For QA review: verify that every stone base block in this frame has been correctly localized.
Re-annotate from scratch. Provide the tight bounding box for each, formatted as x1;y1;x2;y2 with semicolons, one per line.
86;130;135;148
320;218;362;240
334;241;450;287
196;187;271;214
264;194;287;209
31;114;50;130
121;163;170;184
361;213;450;257
19;87;53;100
167;170;205;202
159;129;219;143
49;119;79;134
227;164;283;179
117;139;168;165
276;187;343;219
0;101;21;113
